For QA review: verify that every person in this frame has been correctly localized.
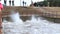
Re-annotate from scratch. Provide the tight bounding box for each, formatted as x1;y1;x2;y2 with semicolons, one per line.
0;2;3;34
22;1;25;7
0;3;3;11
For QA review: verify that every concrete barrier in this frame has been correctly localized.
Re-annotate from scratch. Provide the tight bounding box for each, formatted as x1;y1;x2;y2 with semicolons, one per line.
2;6;60;18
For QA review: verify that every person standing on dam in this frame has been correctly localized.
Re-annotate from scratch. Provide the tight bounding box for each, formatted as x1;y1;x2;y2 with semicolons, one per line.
0;2;3;34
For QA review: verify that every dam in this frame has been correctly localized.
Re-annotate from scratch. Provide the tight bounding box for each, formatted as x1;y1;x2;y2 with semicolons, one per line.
2;6;60;23
2;6;60;18
2;6;60;34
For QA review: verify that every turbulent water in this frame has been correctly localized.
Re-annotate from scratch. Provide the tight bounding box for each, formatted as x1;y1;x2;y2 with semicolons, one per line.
2;12;60;34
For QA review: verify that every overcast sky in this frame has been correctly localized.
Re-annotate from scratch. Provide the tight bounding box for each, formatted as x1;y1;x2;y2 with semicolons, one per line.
20;0;44;6
24;0;43;5
1;0;44;6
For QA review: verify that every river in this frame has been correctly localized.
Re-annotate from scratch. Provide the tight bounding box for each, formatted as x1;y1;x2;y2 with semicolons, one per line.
2;12;60;34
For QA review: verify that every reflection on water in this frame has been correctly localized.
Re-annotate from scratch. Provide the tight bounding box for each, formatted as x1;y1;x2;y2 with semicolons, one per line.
2;12;60;34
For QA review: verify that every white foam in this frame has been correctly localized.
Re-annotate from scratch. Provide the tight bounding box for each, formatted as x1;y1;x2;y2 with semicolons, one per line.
3;14;60;34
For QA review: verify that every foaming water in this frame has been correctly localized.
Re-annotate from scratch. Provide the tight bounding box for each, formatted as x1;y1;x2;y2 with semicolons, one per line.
30;15;37;22
2;12;60;34
10;11;23;24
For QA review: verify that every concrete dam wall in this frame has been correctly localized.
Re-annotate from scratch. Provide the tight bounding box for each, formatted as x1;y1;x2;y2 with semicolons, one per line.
2;6;60;18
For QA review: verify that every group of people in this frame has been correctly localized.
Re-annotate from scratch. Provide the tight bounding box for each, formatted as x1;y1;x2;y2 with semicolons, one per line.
22;1;26;6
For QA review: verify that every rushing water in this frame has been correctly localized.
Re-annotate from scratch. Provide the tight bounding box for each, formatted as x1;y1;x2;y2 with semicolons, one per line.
2;12;60;34
10;11;23;24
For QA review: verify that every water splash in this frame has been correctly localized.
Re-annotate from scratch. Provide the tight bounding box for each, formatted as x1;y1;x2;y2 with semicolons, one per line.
30;15;37;22
3;14;60;34
10;11;23;24
3;19;8;23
